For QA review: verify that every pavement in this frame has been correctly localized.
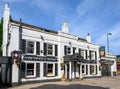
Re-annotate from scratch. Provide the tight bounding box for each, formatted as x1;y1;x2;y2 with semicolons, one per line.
1;76;120;89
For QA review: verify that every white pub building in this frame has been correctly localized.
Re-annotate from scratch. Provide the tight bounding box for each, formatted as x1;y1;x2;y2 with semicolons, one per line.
1;3;102;85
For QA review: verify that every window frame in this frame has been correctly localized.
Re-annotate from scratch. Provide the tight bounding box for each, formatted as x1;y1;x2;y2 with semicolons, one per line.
26;40;35;54
47;63;55;76
81;50;85;59
90;65;96;75
82;65;85;74
67;46;71;55
26;62;36;78
91;51;95;60
47;43;54;56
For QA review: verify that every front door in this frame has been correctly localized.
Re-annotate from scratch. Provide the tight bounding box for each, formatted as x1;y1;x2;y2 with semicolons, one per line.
67;65;69;79
102;64;111;76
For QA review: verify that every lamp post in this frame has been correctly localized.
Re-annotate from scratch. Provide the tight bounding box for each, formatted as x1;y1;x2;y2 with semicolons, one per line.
107;33;112;54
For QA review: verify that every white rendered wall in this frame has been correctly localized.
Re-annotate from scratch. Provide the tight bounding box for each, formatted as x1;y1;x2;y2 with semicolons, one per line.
111;59;117;76
2;3;10;83
8;25;20;83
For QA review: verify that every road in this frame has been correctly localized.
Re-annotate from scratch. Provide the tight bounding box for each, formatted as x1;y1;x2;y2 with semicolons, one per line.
1;76;120;89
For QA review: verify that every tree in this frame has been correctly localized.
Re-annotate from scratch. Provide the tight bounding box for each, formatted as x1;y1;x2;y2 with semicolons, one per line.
0;18;3;56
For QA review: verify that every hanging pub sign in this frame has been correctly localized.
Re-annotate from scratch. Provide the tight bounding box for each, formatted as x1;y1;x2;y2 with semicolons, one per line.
99;46;105;57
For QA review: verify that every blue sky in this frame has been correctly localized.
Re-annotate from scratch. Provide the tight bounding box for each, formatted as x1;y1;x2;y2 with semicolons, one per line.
0;0;120;55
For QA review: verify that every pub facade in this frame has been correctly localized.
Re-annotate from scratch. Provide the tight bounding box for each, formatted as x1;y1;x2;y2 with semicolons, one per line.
1;3;101;85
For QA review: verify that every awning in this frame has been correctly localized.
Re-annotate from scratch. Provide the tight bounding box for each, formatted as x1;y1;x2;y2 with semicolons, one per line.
63;53;83;62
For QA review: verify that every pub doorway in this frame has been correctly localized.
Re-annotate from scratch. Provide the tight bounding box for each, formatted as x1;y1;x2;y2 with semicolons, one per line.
101;64;111;76
67;65;69;80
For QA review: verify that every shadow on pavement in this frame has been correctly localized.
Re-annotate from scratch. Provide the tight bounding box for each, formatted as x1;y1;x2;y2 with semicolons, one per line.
0;84;8;89
30;84;109;89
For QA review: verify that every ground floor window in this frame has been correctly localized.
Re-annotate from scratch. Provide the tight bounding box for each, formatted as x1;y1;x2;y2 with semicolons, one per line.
26;63;35;77
44;63;58;77
82;65;85;74
47;64;54;76
90;65;96;75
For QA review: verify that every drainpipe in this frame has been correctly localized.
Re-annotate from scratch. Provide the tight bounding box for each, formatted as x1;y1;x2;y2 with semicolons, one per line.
18;18;22;85
5;23;10;85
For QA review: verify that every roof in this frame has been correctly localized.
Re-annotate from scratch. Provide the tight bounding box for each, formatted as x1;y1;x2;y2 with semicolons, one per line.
10;20;58;34
78;37;88;42
10;19;87;42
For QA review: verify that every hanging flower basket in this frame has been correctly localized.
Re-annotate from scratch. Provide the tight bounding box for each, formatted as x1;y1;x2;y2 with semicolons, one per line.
60;62;65;67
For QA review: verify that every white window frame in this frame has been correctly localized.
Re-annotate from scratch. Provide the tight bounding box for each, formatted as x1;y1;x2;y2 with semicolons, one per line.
47;44;54;56
91;51;95;60
67;46;71;55
90;65;96;75
82;65;85;74
47;63;55;76
26;40;35;54
26;62;36;78
81;50;85;59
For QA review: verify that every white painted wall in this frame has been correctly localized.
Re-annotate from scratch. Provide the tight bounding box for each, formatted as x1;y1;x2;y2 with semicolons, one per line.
2;3;10;83
111;59;117;76
2;3;10;56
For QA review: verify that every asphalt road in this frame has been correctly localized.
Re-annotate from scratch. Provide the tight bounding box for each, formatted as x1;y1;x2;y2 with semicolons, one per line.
1;76;120;89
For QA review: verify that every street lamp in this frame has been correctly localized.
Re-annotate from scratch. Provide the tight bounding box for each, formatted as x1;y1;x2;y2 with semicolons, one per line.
107;33;112;54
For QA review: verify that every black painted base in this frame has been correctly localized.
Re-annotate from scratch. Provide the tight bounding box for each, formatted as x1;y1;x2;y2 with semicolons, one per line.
11;78;61;86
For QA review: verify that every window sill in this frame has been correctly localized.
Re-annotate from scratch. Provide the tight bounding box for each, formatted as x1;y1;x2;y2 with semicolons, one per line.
25;75;36;79
46;75;55;77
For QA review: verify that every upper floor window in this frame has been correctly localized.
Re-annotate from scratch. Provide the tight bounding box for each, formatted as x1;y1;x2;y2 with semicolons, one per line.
67;47;71;55
64;46;72;55
26;41;34;54
81;50;85;58
79;48;86;59
47;44;53;56
89;51;97;60
91;51;95;59
44;43;58;56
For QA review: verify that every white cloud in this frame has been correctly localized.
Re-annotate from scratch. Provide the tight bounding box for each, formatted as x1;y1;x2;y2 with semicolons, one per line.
76;0;104;18
30;0;65;13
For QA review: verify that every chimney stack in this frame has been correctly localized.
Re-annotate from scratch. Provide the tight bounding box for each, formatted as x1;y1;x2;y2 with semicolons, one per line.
2;3;10;56
61;22;69;33
86;33;91;43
